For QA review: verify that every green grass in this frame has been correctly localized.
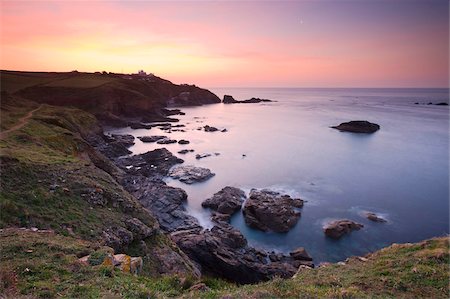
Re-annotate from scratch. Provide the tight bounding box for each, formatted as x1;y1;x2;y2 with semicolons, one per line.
42;74;116;88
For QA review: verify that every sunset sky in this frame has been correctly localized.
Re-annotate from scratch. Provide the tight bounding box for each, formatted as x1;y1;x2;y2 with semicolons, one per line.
1;1;448;87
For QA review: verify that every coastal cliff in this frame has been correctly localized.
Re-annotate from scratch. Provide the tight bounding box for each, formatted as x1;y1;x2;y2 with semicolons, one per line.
0;73;448;298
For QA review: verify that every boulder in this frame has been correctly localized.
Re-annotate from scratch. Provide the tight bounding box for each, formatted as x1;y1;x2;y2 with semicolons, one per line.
202;186;246;217
168;165;215;184
242;189;304;232
125;217;156;240
365;212;387;223
138;135;166;143
289;247;312;261
178;139;190;145
223;95;238;104
331;121;380;133
203;125;219;132
102;227;134;252
323;219;364;239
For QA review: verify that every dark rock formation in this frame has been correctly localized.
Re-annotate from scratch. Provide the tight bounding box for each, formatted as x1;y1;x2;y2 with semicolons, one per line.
168;89;221;106
365;212;387;223
223;95;238;104
110;134;135;148
289;247;313;261
331;121;380;133
156;138;177;144
129;122;153;130
168;165;215;184
195;153;212;160
178;139;190;145
435;102;449;106
242;189;303;233
122;175;202;233
178;149;194;154
203;125;219;132
202;187;246;218
138;135;167;143
323;220;364;239
115;148;183;177
171;222;313;284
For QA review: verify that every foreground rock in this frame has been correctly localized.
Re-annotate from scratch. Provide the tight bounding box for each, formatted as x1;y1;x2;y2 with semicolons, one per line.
202;187;246;220
168;165;215;184
365;212;387;223
323;220;364;239
243;189;304;232
172;222;314;284
331;121;380;133
79;252;143;275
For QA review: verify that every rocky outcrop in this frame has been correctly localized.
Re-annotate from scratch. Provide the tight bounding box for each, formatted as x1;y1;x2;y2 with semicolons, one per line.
323;220;364;239
109;134;135;148
115;148;183;177
365;212;387;223
243;189;304;233
168;165;215;184
222;96;273;104
331;121;380;133
178;149;194;154
178;139;190;145
156;138;177;144
203;125;219;132
223;95;238;104
202;187;246;219
171;222;314;284
122;175;202;233
167;89;221;106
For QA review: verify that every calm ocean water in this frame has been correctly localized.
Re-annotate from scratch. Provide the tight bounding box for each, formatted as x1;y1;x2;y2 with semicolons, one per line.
109;88;449;263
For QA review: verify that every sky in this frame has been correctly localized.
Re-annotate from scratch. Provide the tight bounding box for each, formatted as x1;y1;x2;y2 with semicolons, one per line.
0;0;448;88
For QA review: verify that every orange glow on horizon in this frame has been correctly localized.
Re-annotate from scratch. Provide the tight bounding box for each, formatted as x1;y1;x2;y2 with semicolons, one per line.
1;1;448;88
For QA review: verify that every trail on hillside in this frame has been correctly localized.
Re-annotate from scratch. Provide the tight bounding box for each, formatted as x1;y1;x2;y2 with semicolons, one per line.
0;105;43;139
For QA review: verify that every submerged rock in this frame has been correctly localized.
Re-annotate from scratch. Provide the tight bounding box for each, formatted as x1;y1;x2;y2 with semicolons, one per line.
243;189;304;233
178;149;194;154
138;135;166;143
156;138;177;144
323;219;364;239
178;139;190;145
331;121;380;133
365;212;387;223
195;153;212;160
203;125;219;132
202;186;246;218
168;165;215;184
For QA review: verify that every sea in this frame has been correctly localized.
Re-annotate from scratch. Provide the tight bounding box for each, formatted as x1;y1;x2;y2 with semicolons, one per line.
108;87;449;263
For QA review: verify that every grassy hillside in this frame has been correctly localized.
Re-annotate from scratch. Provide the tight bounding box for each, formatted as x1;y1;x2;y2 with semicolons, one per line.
0;96;198;281
1;228;448;298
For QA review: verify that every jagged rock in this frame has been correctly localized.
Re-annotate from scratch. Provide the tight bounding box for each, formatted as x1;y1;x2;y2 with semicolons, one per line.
202;187;246;218
223;95;238;104
289;247;312;261
102;227;134;252
138;135;166;143
323;219;364;239
125;217;156;240
242;189;303;232
365;212;387;223
156;138;177;144
168;165;215;184
116;148;183;177
331;121;380;133
172;222;312;284
178;139;190;145
203;125;218;132
122;175;202;232
211;212;231;223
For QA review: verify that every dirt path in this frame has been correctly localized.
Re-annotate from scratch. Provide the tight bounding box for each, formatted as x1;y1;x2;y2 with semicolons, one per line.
0;105;43;139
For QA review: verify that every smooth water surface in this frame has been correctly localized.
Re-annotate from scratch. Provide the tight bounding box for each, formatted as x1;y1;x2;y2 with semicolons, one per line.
109;88;449;262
